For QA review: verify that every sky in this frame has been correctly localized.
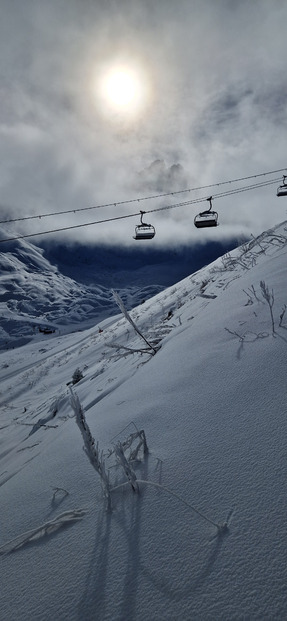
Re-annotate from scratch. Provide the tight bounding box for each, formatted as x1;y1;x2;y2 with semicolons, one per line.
0;0;287;247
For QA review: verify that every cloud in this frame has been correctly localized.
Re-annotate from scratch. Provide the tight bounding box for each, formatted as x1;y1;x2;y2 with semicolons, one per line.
0;0;286;247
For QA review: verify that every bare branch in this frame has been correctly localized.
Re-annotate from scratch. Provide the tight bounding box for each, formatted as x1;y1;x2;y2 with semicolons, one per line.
112;290;158;354
279;304;287;327
260;280;275;333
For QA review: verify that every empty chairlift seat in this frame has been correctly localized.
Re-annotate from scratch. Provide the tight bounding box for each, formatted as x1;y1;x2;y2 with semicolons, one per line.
194;197;219;228
134;211;156;240
277;175;287;197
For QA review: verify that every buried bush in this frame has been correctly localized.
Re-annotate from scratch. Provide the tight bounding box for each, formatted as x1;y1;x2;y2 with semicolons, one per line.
70;390;226;534
70;389;148;510
72;368;84;385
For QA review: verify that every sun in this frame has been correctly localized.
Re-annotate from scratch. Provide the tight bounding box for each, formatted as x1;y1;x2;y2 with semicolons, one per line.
96;63;150;119
104;69;140;108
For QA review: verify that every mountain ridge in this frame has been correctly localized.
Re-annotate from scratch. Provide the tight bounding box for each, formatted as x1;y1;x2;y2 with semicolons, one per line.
0;228;239;348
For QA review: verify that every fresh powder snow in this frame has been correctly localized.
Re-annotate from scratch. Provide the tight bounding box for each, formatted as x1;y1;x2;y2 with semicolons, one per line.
1;221;287;620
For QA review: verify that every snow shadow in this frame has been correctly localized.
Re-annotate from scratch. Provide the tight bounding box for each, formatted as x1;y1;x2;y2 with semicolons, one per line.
77;456;149;620
77;508;113;620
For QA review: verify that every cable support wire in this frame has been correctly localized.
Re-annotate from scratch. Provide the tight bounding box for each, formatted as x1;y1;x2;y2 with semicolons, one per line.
148;177;282;214
0;175;282;244
0;167;286;225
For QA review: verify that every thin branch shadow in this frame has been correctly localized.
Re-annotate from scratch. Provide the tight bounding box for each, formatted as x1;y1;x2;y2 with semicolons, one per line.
139;524;230;602
77;508;112;621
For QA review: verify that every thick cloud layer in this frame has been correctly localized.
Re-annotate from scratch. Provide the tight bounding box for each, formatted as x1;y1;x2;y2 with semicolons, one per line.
0;0;286;247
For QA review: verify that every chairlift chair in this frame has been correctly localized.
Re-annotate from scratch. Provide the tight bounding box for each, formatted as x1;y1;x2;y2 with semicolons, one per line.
194;197;219;228
134;211;156;240
277;175;287;197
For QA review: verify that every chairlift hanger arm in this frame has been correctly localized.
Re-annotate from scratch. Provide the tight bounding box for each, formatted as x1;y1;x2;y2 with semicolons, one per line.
207;196;213;211
198;196;215;216
140;210;148;226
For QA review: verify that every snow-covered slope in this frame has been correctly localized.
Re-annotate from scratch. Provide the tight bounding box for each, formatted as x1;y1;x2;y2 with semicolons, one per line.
0;228;238;350
1;221;287;620
0;229;164;349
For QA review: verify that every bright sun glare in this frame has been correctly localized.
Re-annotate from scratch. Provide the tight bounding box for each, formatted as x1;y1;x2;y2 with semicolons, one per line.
97;64;149;119
105;70;139;107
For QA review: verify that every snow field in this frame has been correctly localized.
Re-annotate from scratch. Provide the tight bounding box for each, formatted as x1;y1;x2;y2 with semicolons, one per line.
1;221;287;619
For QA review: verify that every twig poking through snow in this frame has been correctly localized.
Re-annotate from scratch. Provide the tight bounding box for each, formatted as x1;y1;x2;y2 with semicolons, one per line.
0;509;86;555
260;280;275;333
114;442;139;492
70;387;112;510
279;304;287;327
112;290;158;355
52;487;69;501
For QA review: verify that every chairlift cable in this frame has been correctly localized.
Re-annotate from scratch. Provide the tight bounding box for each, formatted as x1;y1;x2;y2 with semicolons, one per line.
0;167;285;225
0;176;282;244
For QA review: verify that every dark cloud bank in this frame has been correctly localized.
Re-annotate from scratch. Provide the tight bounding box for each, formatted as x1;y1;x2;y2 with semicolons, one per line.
39;237;242;289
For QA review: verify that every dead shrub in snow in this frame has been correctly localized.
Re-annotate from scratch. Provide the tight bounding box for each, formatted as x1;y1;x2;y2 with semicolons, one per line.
70;389;148;509
72;368;84;385
260;280;275;333
114;443;139;492
70;392;228;534
226;279;286;345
